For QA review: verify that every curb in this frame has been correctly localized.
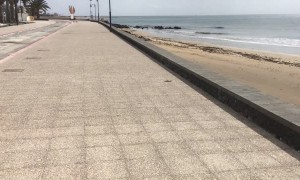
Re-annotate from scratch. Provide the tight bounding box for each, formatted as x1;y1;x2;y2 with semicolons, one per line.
98;21;300;151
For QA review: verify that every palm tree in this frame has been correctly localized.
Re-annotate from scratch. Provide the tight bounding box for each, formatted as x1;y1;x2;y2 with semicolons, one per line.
26;0;49;19
1;0;49;23
9;0;14;22
14;0;18;24
5;0;10;23
0;0;4;23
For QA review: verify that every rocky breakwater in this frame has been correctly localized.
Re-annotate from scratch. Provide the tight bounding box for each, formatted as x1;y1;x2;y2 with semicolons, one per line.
151;26;182;30
110;23;182;30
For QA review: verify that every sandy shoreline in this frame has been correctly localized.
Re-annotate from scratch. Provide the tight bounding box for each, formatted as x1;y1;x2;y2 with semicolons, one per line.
121;28;300;107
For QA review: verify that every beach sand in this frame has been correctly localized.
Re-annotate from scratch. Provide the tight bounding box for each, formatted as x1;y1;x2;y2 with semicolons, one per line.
122;28;300;108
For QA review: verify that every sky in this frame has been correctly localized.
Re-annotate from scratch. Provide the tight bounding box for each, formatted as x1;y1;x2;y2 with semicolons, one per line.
47;0;300;16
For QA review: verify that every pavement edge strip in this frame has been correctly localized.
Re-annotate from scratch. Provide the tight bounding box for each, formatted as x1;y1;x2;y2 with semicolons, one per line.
97;21;300;151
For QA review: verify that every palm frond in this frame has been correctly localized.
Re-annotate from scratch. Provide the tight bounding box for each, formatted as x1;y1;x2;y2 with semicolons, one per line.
25;0;50;16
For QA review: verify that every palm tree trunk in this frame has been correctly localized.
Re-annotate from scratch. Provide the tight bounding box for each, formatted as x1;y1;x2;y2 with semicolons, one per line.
20;1;23;21
0;2;3;23
9;0;14;22
5;0;10;23
14;1;18;24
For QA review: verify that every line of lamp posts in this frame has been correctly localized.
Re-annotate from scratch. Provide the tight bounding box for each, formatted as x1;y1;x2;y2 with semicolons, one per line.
90;0;112;31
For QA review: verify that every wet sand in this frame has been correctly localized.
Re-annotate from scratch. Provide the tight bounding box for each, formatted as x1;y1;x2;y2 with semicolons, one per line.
122;28;300;108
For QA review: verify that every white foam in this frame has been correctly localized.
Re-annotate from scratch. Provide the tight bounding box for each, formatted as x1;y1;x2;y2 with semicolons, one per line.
160;30;300;48
197;36;300;48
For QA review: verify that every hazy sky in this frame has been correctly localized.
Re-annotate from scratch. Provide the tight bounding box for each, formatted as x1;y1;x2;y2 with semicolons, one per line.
48;0;300;16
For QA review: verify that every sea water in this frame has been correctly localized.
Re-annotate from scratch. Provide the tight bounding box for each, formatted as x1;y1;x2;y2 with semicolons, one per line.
112;15;300;55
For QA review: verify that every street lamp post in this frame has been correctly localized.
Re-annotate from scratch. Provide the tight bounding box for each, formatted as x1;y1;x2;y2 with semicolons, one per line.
96;0;99;22
109;0;111;31
89;0;92;20
93;4;96;20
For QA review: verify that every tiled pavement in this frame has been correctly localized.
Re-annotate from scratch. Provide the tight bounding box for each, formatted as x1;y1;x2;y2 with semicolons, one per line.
0;21;299;179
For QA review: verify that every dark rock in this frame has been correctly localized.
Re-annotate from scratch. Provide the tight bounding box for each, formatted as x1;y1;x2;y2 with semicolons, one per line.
153;26;182;30
154;26;164;30
112;24;130;28
134;25;149;29
113;24;182;30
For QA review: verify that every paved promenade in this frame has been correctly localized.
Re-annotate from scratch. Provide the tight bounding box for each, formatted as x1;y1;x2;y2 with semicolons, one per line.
0;21;299;179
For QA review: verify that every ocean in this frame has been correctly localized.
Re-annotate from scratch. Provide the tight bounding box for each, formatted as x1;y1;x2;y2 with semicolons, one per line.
112;15;300;55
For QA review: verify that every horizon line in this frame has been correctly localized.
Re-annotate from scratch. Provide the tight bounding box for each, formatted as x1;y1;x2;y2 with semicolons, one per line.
52;13;300;17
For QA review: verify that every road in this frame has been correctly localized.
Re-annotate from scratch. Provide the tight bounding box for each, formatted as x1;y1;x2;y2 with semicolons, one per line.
0;21;69;60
